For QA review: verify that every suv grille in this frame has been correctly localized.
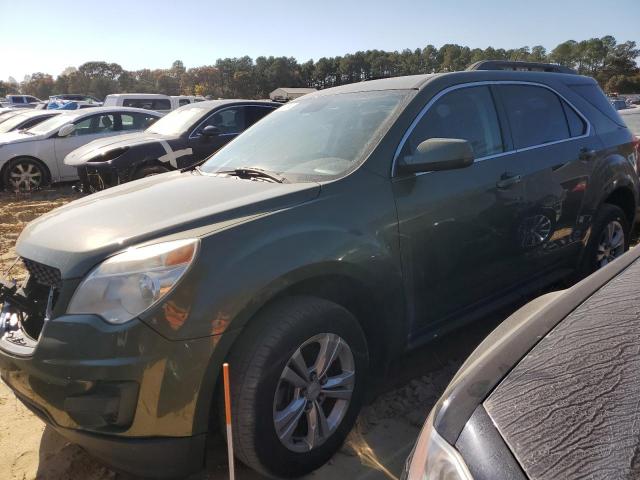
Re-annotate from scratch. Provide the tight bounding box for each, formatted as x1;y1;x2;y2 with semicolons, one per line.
22;258;62;289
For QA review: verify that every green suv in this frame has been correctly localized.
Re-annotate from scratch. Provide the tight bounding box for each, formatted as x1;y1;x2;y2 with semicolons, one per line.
1;62;638;478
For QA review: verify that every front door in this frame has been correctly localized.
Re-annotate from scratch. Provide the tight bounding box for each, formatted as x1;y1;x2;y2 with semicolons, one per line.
392;84;528;339
53;112;124;179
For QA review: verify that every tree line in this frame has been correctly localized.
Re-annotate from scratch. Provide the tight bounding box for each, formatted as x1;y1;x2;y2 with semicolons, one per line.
2;35;638;101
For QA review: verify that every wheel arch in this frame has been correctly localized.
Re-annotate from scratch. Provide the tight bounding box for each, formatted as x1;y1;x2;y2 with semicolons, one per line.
603;185;637;227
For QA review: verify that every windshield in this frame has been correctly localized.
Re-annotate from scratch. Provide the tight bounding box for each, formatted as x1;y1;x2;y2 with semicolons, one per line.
622;111;640;135
146;104;209;136
0;113;41;133
200;90;408;181
27;112;77;135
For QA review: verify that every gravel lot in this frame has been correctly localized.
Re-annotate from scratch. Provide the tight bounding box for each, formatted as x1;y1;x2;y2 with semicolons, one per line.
0;187;538;480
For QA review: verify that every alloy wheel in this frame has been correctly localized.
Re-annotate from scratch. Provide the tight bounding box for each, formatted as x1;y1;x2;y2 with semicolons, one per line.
9;161;43;190
273;332;355;452
596;220;625;267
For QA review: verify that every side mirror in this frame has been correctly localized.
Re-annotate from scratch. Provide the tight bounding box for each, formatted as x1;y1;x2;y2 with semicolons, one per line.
57;124;75;137
398;138;474;174
202;125;221;137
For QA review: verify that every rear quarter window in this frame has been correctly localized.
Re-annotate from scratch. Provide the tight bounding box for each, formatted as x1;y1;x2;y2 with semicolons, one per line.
569;83;626;127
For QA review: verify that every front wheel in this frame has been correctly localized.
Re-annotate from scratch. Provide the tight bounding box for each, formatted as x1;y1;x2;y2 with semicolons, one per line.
226;296;368;478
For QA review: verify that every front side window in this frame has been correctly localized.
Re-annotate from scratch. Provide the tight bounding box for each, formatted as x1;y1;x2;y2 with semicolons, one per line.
200;90;409;181
72;114;116;136
498;85;571;149
196;107;245;135
401;85;504;161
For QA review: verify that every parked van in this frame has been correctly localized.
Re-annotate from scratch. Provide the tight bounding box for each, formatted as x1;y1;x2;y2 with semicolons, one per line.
103;94;206;114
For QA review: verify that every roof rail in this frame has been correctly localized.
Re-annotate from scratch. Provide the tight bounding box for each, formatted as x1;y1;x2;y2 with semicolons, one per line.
467;60;577;74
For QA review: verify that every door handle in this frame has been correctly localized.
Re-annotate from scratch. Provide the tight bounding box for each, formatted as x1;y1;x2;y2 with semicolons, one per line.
579;147;597;161
496;174;522;189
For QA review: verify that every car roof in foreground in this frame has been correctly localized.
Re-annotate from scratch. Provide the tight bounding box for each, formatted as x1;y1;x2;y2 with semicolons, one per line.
432;245;640;446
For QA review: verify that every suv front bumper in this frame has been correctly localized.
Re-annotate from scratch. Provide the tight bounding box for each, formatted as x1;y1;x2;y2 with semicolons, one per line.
0;311;218;478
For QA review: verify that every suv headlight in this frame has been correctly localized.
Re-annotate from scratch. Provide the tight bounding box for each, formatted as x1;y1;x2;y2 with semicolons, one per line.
403;411;473;480
67;239;199;324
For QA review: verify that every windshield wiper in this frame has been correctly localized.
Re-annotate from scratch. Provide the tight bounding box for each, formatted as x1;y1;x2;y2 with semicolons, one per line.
219;167;286;183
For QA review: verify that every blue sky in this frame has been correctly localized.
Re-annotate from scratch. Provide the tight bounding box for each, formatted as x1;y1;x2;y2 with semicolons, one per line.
1;0;638;81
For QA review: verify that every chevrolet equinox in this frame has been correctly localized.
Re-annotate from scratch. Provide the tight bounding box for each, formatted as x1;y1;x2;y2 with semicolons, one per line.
0;62;638;478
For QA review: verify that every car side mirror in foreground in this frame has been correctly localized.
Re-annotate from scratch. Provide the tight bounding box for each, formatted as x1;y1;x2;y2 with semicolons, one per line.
57;124;76;137
397;138;474;174
202;125;221;137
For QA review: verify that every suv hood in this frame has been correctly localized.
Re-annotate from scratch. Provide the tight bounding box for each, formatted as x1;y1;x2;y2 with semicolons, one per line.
17;170;321;278
65;131;174;166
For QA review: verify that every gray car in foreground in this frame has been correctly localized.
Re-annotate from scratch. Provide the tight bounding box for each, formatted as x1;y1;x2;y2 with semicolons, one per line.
404;245;640;480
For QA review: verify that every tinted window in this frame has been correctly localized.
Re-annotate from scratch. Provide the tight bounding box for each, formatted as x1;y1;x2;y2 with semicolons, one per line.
123;98;171;111
245;106;277;127
562;102;587;137
402;85;503;160
25;97;38;103
72;114;116;136
178;99;190;106
197;107;245;135
499;85;569;149
569;83;625;126
11;96;25;104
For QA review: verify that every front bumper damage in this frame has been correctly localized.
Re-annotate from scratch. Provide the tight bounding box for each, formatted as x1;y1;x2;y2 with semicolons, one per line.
77;164;124;192
0;267;216;478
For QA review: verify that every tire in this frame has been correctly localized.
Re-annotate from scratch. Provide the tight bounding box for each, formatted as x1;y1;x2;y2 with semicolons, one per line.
225;296;369;478
3;157;47;191
132;164;170;180
579;203;630;277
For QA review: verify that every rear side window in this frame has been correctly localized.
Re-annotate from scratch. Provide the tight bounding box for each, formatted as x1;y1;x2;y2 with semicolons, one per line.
245;106;277;127
569;83;625;126
123;98;171;111
178;99;190;106
498;85;570;149
11;96;25;104
402;85;504;159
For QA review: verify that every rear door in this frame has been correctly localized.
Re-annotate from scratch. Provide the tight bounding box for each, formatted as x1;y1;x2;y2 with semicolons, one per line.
393;84;529;338
494;83;595;275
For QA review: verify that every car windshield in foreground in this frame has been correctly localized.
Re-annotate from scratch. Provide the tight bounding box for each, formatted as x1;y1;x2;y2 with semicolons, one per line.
200;90;409;181
621;110;640;135
146;104;210;136
27;112;78;135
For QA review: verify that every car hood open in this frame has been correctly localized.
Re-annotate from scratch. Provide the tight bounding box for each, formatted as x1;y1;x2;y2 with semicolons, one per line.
16;170;321;278
64;131;175;166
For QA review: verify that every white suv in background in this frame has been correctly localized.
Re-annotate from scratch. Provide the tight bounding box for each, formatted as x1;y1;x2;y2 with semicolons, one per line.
103;94;206;114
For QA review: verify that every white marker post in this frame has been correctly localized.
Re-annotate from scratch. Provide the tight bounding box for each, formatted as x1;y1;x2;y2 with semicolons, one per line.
223;363;235;480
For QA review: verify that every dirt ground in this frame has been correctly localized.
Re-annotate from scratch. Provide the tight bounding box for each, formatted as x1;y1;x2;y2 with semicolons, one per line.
0;187;518;480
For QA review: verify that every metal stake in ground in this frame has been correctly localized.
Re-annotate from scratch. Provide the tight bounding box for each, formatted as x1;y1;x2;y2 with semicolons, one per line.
223;363;235;480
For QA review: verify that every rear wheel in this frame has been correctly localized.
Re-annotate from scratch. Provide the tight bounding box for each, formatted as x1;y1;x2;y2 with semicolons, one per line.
580;204;630;276
225;296;368;478
132;164;170;180
3;158;47;191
